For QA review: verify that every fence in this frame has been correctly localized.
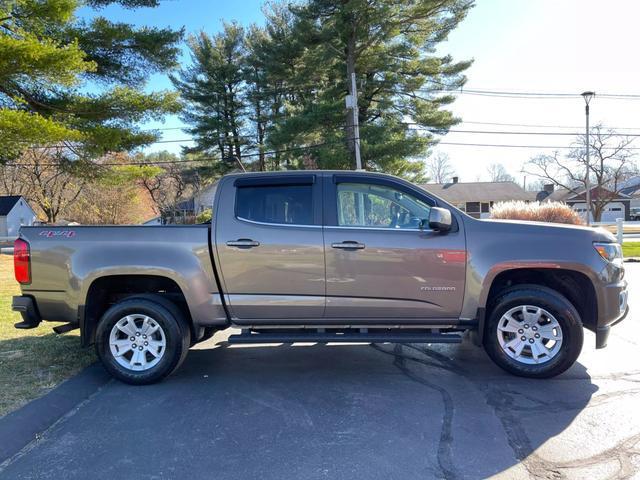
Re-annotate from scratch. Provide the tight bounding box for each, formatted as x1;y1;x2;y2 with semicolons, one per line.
592;218;640;244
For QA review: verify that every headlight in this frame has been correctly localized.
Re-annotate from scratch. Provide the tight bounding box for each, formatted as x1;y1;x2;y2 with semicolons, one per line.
593;242;622;262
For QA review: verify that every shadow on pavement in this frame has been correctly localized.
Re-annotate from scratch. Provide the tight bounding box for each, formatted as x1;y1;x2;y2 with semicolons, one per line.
0;340;597;479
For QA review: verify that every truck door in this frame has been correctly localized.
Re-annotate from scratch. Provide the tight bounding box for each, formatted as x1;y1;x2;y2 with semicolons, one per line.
214;174;325;322
323;174;466;321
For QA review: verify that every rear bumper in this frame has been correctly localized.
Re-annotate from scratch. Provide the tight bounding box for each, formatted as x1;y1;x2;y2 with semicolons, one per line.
12;295;42;329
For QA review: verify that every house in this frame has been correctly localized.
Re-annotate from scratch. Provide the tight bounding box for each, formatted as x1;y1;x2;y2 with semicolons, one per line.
142;216;163;226
162;198;196;224
537;184;631;222
619;176;640;210
419;177;533;218
194;181;219;214
0;196;37;237
0;196;37;235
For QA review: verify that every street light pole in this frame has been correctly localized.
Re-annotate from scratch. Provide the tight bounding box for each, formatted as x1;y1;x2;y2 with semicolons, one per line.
581;91;595;225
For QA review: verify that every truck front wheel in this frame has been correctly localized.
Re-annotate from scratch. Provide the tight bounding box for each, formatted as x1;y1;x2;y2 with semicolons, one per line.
484;285;584;378
95;297;191;385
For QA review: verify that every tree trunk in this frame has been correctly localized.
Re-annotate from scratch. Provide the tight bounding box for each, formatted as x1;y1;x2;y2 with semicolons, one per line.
592;203;603;222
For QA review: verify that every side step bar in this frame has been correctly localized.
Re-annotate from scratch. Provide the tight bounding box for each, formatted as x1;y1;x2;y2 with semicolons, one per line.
228;330;463;345
53;322;80;334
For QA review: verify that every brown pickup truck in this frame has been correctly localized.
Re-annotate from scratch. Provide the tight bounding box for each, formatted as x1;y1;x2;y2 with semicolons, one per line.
12;171;628;384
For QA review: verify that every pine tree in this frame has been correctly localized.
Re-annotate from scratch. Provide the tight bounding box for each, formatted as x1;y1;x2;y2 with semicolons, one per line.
172;23;248;167
0;0;182;163
175;0;473;180
289;0;473;179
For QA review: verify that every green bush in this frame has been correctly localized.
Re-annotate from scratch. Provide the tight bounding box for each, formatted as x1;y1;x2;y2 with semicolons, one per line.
196;208;212;224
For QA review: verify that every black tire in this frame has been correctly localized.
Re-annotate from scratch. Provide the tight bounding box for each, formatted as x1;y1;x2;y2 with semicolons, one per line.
483;285;584;378
95;296;191;385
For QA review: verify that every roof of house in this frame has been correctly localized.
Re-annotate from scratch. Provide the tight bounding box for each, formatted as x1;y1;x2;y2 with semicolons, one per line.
419;181;534;204
538;187;573;202
619;176;640;197
174;198;195;211
0;195;22;216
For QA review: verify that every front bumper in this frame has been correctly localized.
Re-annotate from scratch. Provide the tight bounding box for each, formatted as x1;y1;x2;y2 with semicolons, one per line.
12;296;42;329
595;281;628;349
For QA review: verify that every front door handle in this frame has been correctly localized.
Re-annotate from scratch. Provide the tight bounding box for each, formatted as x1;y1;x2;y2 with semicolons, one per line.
226;239;260;248
331;241;365;250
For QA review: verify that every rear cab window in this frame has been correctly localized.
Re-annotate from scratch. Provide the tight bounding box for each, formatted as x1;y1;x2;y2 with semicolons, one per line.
236;185;313;225
233;174;321;227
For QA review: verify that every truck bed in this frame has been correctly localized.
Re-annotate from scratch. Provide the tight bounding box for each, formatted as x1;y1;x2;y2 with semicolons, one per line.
18;225;226;334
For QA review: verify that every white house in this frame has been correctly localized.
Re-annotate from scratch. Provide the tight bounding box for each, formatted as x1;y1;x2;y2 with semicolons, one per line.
142;216;163;226
537;185;631;222
194;181;219;214
0;196;37;237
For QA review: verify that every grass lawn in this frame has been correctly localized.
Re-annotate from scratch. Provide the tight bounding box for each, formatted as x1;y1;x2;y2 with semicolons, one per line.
0;255;95;417
623;242;640;258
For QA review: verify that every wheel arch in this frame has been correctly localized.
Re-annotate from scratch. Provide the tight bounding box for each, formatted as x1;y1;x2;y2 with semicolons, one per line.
476;267;597;345
82;274;194;347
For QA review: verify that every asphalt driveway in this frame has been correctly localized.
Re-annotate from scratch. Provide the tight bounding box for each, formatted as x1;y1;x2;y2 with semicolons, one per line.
1;268;639;479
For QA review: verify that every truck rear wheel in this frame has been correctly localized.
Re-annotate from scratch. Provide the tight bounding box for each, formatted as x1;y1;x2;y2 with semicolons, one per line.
483;285;584;378
95;297;191;385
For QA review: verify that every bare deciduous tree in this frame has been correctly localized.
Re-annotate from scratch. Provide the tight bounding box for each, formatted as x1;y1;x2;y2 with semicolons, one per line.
0;148;90;223
487;163;515;182
523;125;638;221
425;152;456;183
135;153;204;219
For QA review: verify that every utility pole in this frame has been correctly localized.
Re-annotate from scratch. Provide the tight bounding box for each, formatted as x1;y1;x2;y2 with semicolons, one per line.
223;155;246;172
581;91;595;225
346;72;362;170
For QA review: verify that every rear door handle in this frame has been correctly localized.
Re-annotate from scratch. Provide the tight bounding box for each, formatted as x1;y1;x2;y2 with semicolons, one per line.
226;239;260;248
331;241;365;250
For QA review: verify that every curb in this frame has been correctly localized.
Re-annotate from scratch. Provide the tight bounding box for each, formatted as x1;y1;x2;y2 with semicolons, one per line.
0;363;111;464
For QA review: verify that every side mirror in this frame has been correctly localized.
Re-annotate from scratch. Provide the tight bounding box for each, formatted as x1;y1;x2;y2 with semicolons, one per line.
427;207;452;232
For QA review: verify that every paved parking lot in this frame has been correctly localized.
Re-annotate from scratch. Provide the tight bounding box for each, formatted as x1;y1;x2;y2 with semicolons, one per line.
1;268;639;479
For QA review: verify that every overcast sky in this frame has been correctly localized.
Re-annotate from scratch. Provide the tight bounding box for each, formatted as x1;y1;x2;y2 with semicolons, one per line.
93;0;640;186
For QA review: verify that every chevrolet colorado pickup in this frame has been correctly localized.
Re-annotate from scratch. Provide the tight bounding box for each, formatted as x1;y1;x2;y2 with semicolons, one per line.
12;171;628;384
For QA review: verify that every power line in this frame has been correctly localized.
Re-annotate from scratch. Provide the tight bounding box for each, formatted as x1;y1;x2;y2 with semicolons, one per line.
4;137;363;167
145;129;640;141
175;81;640;102
410;127;640;137
417;88;640;100
11;138;640;169
150;119;640;133
459;120;640;131
21;125;640;152
438;141;640;150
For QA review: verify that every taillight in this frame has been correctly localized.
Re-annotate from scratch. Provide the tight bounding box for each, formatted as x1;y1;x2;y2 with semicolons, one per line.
14;238;31;284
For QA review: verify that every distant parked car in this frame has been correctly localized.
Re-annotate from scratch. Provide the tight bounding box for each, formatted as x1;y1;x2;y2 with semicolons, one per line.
630;207;640;221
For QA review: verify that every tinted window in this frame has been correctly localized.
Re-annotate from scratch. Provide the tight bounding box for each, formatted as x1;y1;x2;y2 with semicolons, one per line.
466;202;480;213
336;183;430;229
236;185;313;225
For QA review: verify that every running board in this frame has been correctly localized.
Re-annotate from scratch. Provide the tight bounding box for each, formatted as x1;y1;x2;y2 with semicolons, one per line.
227;330;462;345
53;322;80;334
